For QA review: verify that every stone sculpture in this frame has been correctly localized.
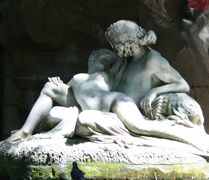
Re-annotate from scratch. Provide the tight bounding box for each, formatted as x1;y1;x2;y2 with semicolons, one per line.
4;20;209;153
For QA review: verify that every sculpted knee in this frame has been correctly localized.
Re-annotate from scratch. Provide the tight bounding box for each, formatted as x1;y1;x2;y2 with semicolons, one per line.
78;110;97;126
41;82;59;97
48;106;62;119
41;82;52;95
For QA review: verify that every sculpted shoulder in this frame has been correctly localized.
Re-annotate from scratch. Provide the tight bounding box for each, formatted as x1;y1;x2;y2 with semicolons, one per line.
72;73;90;82
70;73;90;88
146;48;170;69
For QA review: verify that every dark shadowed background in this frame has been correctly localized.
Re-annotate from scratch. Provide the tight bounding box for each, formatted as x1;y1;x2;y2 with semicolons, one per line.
0;0;209;140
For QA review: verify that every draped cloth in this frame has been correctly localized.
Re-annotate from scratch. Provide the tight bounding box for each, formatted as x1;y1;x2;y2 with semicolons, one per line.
75;109;208;156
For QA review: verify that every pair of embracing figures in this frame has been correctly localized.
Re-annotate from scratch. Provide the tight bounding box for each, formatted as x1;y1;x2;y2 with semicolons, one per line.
7;20;209;152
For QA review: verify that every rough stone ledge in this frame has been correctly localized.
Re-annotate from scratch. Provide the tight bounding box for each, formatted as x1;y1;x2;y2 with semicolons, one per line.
0;134;209;179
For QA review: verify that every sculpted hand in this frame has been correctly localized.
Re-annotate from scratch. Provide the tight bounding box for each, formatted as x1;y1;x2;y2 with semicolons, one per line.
140;91;157;119
48;77;63;86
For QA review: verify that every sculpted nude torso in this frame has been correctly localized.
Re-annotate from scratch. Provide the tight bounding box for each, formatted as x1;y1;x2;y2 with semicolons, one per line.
115;49;182;103
71;73;112;111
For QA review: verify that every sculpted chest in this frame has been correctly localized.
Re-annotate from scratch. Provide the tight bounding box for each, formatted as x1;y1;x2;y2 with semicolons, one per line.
115;58;153;101
120;58;151;85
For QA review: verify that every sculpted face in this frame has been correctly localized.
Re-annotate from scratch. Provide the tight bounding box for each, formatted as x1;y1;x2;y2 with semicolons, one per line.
105;20;146;58
111;38;141;58
105;20;157;58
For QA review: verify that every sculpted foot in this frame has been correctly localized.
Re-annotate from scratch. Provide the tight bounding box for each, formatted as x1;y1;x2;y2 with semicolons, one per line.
6;129;30;143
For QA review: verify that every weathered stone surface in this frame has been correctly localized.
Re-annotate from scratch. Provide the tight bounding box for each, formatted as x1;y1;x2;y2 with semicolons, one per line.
1;134;209;164
0;135;209;179
0;140;205;165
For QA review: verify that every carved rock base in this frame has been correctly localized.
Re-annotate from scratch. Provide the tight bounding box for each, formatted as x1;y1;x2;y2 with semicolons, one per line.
0;134;209;179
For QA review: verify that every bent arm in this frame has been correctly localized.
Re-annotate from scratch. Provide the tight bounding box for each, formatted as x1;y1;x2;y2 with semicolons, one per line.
151;56;190;95
141;56;190;117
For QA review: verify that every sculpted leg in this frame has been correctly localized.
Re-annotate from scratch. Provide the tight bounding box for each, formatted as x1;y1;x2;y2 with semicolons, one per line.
7;93;53;142
112;99;209;152
112;99;145;133
7;81;71;142
45;106;79;138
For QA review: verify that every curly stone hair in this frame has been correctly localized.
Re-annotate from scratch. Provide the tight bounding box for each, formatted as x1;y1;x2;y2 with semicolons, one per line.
88;48;119;74
105;20;157;46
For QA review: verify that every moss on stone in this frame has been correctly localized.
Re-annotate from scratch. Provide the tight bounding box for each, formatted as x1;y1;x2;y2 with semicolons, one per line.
0;157;209;180
14;163;209;180
27;164;72;180
80;163;209;179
